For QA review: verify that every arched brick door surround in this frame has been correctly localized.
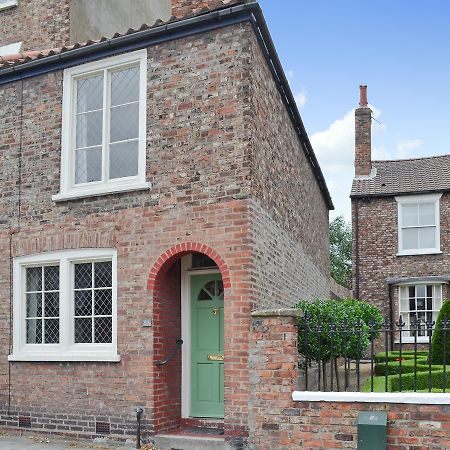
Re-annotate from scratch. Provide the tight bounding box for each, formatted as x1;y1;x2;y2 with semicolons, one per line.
147;242;230;433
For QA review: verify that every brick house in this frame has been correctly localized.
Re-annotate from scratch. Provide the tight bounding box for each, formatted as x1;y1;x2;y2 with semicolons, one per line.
352;85;450;339
0;0;333;448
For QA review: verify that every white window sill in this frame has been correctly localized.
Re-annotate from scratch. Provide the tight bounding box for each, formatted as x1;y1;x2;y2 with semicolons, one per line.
8;353;121;362
292;391;450;405
394;338;430;344
0;0;18;11
52;181;151;202
397;250;442;257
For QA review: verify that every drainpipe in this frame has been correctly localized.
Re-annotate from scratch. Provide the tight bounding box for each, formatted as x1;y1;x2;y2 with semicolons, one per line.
136;407;144;449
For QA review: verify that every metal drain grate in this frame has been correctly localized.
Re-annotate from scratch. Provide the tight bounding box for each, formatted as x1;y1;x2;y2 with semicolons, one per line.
18;416;31;428
95;421;111;434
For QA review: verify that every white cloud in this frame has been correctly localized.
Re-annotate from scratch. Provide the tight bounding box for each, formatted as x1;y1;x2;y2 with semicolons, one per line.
373;145;392;160
310;106;384;221
286;70;294;80
294;90;307;108
396;139;423;158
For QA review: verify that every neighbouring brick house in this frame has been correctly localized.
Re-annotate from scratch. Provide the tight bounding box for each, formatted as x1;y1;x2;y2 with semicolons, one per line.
352;85;450;339
0;0;333;448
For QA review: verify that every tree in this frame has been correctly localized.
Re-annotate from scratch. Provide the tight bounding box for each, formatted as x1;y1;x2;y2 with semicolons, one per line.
297;299;383;391
430;299;450;365
329;216;352;288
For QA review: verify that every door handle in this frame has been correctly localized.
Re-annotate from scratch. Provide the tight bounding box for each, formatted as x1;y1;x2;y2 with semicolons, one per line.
207;354;224;361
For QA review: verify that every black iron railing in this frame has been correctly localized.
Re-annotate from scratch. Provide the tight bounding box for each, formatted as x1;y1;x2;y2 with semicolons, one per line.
299;314;449;393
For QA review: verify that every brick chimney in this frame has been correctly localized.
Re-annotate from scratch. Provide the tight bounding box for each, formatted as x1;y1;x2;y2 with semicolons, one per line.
354;85;372;177
171;0;234;18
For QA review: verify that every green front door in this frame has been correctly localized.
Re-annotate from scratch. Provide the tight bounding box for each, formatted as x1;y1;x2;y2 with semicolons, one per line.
190;273;224;418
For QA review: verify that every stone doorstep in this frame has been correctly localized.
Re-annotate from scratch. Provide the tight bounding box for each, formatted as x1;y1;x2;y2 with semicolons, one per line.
153;433;225;450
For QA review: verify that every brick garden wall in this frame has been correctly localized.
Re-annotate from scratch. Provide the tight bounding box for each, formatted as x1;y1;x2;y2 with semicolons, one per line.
351;195;450;317
248;310;450;450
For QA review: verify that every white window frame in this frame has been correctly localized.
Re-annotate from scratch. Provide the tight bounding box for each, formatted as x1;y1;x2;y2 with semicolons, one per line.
53;49;150;202
396;193;442;256
0;42;22;56
398;282;444;343
9;248;119;362
0;0;18;11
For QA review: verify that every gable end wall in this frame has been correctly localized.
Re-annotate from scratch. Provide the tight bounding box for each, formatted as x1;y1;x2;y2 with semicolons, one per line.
246;31;331;309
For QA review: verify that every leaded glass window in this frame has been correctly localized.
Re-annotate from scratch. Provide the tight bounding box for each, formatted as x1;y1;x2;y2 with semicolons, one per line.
56;50;148;201
74;261;113;344
74;65;141;184
25;265;60;344
11;249;118;362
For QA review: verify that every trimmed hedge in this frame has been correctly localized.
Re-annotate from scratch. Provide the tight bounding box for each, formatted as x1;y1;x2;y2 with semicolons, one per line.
364;351;450;392
374;351;428;364
389;369;450;391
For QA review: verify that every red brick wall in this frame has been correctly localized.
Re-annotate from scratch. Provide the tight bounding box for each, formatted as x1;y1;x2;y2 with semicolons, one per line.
352;195;450;317
0;1;237;52
171;0;240;18
246;31;331;310
0;0;70;50
0;19;331;446
152;261;182;433
0;24;255;440
248;310;450;450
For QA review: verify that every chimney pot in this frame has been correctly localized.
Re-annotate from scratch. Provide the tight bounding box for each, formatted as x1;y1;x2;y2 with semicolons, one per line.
359;85;368;107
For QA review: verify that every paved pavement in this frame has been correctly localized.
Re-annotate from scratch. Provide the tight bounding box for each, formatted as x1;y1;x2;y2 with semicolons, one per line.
0;433;144;450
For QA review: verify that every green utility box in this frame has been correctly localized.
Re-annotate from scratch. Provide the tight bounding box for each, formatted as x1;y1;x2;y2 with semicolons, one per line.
357;411;387;450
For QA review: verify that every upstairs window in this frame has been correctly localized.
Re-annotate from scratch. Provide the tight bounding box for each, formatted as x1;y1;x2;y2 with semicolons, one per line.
54;50;149;201
396;194;442;255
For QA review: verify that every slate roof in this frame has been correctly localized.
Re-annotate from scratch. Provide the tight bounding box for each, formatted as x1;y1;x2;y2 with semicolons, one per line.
0;0;247;70
351;154;450;198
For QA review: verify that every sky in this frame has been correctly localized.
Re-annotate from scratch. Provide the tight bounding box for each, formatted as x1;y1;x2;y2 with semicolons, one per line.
258;0;450;221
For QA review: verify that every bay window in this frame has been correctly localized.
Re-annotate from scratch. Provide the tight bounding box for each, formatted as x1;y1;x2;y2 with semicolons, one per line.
398;283;443;342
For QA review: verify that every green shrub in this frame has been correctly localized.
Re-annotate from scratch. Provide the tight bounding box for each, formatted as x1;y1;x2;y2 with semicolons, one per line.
430;299;450;365
297;299;383;363
341;299;384;337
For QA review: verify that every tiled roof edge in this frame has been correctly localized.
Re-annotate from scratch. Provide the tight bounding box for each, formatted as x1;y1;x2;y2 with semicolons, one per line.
0;0;250;70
